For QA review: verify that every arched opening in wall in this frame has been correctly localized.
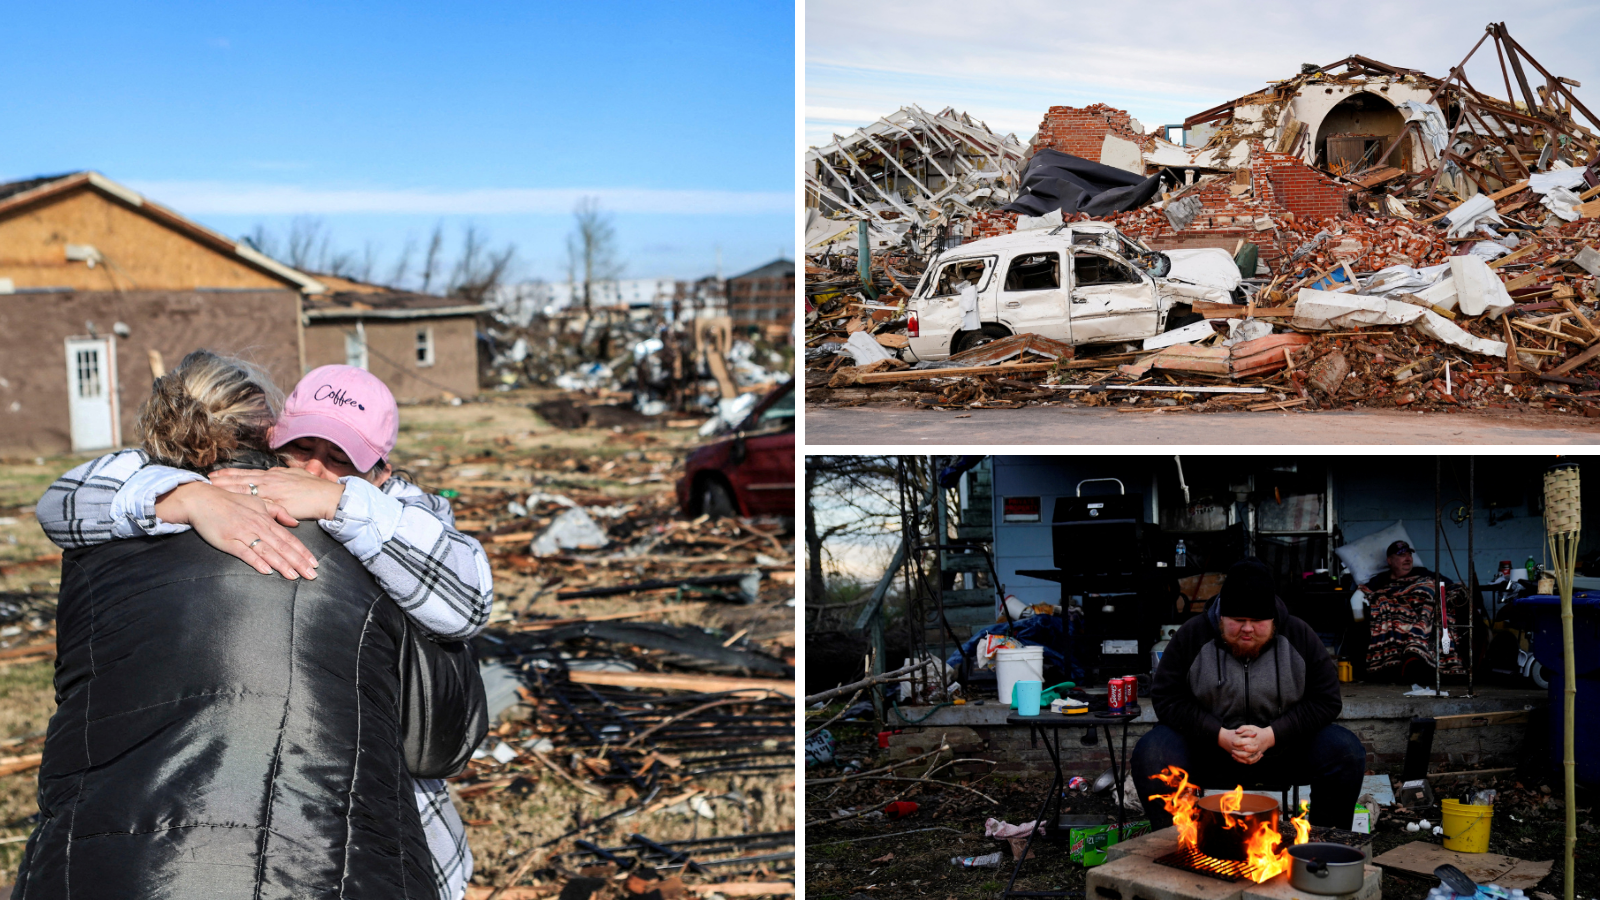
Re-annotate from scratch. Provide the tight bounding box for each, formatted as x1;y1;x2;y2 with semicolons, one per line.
1313;91;1409;175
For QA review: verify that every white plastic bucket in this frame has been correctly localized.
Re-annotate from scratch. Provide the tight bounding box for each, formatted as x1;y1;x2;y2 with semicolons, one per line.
996;646;1045;706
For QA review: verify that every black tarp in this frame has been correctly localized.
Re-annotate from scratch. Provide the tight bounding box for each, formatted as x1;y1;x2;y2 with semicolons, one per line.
1000;149;1166;218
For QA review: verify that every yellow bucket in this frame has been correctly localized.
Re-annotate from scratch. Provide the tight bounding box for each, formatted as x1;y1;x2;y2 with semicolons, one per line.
1441;799;1493;853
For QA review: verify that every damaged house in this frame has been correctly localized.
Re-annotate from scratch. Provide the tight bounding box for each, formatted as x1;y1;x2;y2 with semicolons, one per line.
806;24;1600;420
804;105;1027;255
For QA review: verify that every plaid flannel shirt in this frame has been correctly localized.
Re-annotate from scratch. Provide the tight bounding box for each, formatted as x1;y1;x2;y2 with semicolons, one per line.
37;448;488;900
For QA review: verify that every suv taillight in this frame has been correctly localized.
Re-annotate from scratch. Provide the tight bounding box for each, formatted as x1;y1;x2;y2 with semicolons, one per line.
907;313;919;337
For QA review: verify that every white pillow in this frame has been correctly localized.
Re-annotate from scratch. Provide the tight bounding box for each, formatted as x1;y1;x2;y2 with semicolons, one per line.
1335;520;1414;586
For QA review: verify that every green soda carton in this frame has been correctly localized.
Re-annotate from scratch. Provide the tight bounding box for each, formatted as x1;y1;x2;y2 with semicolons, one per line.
1063;816;1151;866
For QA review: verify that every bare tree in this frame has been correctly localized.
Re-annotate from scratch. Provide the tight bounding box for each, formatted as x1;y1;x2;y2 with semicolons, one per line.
356;241;378;283
446;224;517;305
243;223;278;259
285;217;329;271
419;223;445;294
805;456;911;606
387;235;417;289
565;197;622;312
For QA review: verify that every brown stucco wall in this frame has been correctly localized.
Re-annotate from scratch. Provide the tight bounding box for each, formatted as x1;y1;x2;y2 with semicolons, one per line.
303;316;479;402
0;187;287;292
0;290;302;454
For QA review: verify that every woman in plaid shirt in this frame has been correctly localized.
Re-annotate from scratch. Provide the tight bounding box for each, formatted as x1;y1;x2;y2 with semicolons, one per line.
37;363;492;900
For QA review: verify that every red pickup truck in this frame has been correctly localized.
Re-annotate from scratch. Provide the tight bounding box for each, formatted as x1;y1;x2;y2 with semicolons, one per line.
677;381;794;519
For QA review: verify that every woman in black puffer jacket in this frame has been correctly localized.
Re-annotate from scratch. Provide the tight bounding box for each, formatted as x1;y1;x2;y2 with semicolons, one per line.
15;351;484;899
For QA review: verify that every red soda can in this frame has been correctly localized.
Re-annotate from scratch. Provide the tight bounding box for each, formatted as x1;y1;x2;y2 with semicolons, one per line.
1107;677;1125;713
1124;676;1138;708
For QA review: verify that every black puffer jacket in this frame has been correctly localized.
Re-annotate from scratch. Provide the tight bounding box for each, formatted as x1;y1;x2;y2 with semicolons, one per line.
16;523;481;899
1150;596;1341;747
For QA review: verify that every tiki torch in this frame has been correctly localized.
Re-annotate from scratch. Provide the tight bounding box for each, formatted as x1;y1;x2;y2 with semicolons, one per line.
1543;461;1580;900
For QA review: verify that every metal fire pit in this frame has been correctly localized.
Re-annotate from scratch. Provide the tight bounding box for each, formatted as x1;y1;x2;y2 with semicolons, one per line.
1153;824;1372;883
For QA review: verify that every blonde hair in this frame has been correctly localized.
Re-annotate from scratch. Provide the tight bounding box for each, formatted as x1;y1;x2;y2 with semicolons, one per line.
138;350;284;472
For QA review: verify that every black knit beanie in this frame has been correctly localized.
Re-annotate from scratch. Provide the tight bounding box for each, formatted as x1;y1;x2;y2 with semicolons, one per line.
1217;559;1277;620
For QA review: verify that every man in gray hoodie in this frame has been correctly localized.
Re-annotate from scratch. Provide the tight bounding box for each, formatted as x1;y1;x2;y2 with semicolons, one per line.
1132;559;1365;830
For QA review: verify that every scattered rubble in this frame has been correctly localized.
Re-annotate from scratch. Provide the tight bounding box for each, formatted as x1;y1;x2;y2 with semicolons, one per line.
412;437;796;897
804;24;1600;418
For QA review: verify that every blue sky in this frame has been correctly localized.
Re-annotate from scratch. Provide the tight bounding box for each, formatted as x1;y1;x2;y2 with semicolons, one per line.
1;2;795;283
807;1;1600;149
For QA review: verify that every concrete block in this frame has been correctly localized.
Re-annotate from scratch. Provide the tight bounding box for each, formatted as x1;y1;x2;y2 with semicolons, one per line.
885;725;983;760
1105;826;1182;862
1239;864;1380;900
1085;853;1244;900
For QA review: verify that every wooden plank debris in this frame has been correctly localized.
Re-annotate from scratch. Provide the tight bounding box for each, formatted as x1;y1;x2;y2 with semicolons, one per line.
565;671;794;695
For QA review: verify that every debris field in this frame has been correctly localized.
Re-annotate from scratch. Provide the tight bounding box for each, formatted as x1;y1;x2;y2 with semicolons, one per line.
804;24;1600;420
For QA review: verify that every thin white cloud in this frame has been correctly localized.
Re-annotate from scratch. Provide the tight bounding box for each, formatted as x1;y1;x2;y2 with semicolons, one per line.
125;181;793;216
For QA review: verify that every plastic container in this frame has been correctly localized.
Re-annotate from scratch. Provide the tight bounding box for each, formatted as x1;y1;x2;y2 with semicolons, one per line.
996;646;1045;706
1014;680;1043;716
1512;591;1600;784
1441;798;1493;853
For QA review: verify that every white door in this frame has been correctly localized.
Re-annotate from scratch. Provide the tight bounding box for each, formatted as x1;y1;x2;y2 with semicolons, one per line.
1068;250;1160;345
65;337;119;452
997;250;1072;344
907;256;995;360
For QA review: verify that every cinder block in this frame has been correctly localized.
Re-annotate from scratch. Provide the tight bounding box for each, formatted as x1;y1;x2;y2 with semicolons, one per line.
1086;854;1245;900
1239;863;1380;900
1105;826;1182;862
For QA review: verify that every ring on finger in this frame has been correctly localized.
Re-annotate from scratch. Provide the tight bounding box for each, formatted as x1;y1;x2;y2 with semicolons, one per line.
249;483;259;496
248;538;263;549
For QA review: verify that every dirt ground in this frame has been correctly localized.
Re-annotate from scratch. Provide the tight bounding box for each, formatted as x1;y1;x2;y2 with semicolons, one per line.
803;404;1600;445
804;711;1599;900
0;386;796;893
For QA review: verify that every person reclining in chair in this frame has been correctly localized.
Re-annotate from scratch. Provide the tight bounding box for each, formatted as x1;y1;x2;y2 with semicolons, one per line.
1132;558;1365;831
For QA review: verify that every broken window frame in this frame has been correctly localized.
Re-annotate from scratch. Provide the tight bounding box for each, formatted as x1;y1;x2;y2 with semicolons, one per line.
924;256;997;298
1003;252;1062;292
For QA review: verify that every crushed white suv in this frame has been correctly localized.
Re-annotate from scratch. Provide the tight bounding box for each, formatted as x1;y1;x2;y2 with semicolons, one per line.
902;222;1242;362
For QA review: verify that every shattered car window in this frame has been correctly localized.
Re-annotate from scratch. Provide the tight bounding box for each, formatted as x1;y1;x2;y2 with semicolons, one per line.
1071;232;1120;254
927;258;994;297
1003;253;1060;291
1073;252;1142;286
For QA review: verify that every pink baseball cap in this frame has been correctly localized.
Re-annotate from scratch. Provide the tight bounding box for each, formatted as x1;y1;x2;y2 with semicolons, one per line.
270;365;399;472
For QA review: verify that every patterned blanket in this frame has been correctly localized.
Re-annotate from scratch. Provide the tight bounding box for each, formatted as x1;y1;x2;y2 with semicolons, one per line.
1366;573;1468;678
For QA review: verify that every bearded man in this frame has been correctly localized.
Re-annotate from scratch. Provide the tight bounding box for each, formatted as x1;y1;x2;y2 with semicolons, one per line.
1131;559;1365;830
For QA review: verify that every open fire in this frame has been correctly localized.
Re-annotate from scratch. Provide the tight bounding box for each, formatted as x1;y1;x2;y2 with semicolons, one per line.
1148;766;1310;883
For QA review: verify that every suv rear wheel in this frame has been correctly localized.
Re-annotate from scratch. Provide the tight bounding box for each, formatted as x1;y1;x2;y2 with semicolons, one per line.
952;324;1011;355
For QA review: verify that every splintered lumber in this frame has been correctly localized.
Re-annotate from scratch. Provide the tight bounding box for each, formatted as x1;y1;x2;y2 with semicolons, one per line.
689;884;795;897
1551;340;1600;375
565;671;794;696
1192;301;1295;319
1488;243;1542;269
1230;332;1314;378
851;361;1058;384
1249;397;1308;412
1039;384;1264;394
0;753;42;777
1353;166;1405;188
1150;344;1230;376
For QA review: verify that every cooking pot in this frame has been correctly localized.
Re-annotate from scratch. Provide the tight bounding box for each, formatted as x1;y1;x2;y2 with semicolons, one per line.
1287;842;1367;895
1195;793;1278;862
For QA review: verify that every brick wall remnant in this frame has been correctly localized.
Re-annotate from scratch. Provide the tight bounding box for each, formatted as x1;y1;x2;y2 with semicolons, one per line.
1033;104;1156;162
